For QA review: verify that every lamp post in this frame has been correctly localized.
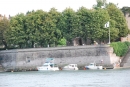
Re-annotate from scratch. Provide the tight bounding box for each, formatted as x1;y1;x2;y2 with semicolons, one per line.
105;21;110;44
108;26;110;44
101;5;110;44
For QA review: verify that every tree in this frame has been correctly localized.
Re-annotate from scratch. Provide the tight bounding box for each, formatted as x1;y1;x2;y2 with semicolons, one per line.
107;3;129;37
61;8;79;44
25;10;47;47
93;0;107;9
25;9;62;47
0;15;10;49
48;8;62;46
77;7;91;43
92;0;121;43
5;13;26;48
88;9;110;43
121;6;130;16
77;7;110;44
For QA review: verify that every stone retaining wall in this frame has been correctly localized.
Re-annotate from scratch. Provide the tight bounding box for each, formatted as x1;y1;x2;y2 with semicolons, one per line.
0;45;119;71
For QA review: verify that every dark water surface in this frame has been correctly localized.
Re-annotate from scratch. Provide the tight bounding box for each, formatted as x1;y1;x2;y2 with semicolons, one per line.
0;69;130;87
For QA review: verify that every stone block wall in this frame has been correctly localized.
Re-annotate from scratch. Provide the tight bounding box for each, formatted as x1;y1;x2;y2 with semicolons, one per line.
0;45;119;70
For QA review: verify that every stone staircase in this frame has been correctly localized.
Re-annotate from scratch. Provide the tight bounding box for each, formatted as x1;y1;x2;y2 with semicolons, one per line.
120;48;130;67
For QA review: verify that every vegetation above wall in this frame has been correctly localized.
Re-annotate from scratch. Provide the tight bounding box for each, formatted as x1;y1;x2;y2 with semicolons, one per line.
0;0;129;49
110;41;130;57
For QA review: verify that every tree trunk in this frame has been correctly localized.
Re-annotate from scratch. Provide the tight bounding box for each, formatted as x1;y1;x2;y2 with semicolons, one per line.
2;39;7;49
31;41;34;48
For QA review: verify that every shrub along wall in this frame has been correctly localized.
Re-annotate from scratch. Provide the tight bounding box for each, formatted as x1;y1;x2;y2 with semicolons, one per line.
110;41;130;57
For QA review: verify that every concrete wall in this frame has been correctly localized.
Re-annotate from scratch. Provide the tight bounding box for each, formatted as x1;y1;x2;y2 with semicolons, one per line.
125;13;130;30
121;48;130;67
0;45;120;71
121;34;130;42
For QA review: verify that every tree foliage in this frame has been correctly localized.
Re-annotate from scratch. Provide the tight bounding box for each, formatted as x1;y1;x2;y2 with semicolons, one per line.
6;13;26;48
107;3;129;37
110;42;130;57
61;8;79;44
48;8;62;46
77;7;111;43
2;1;129;49
87;9;110;42
121;6;130;16
77;7;90;42
93;0;107;9
58;37;66;46
0;15;10;49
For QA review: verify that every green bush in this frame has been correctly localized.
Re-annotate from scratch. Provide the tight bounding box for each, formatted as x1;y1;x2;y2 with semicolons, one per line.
110;41;130;57
58;37;66;46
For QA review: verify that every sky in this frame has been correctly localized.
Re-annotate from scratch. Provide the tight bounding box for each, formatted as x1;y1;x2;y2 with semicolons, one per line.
0;0;130;17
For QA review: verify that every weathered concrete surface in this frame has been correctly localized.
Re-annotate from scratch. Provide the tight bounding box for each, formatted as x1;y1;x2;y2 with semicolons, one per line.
0;45;119;71
121;48;130;67
0;65;5;72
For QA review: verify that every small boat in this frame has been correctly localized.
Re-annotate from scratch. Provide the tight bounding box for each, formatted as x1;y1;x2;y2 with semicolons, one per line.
85;63;103;70
62;64;78;70
37;58;59;71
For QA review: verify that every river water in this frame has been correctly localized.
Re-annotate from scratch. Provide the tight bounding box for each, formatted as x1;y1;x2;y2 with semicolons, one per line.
0;69;130;87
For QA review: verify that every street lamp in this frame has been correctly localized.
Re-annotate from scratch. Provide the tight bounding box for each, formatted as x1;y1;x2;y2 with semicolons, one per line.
108;26;110;44
105;21;110;44
101;5;110;44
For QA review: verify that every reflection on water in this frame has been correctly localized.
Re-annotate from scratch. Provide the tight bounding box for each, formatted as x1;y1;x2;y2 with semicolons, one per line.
0;69;130;87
